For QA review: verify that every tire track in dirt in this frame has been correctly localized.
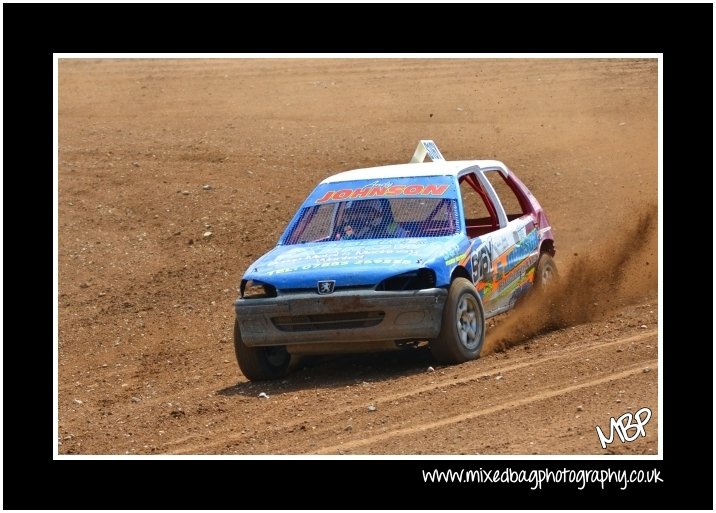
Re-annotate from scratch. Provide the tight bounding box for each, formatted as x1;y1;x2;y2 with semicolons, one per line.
315;361;657;454
165;330;656;454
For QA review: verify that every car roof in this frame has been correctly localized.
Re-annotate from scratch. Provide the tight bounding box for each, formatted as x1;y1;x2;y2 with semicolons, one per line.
319;160;508;184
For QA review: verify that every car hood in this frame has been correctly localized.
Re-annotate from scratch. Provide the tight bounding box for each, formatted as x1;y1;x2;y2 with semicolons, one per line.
243;236;464;289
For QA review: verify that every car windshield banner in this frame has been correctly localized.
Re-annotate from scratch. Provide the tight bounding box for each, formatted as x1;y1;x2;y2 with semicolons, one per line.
306;175;457;205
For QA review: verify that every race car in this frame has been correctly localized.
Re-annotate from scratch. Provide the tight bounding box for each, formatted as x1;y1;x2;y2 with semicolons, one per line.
233;140;557;380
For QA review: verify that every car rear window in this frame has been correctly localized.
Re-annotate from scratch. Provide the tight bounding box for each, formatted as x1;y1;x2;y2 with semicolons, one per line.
281;198;459;244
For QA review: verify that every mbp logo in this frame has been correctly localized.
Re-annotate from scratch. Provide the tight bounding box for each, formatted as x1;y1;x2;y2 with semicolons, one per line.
595;407;652;449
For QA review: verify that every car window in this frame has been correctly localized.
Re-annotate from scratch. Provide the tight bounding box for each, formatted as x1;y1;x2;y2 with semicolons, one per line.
458;172;502;239
459;178;492;221
282;198;459;244
292;203;336;243
484;170;527;220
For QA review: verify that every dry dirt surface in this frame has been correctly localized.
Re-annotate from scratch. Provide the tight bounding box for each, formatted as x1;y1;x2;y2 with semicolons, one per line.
58;58;658;455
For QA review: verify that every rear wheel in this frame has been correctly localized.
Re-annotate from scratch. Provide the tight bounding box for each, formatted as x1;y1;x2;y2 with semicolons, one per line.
233;319;290;381
431;278;486;364
534;253;558;290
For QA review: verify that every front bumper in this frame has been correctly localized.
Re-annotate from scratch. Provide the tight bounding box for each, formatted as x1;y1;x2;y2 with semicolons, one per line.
235;288;447;347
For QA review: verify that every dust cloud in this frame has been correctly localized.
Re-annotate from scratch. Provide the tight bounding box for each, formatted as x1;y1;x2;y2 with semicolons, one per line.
484;204;657;353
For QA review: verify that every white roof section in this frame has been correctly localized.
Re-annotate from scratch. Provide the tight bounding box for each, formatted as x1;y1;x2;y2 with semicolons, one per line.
320;160;508;184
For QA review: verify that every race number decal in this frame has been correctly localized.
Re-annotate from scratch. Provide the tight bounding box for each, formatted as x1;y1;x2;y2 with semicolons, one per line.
423;140;444;161
471;242;491;284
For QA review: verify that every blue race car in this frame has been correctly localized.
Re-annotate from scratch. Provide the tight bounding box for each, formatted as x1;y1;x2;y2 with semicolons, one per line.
234;141;557;380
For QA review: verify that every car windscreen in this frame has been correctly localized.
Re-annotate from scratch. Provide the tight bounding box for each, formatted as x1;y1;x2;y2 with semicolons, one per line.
281;197;460;244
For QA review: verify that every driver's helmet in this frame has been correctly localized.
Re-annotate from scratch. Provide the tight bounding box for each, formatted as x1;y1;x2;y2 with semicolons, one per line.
344;199;384;229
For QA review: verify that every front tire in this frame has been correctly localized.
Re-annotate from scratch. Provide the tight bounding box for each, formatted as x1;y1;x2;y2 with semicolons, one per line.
233;319;290;381
431;278;486;364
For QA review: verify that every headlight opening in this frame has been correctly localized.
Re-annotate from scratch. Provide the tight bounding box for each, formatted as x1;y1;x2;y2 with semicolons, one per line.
240;279;277;299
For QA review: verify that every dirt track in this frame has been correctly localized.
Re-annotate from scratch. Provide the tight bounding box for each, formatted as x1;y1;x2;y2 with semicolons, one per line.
58;58;658;455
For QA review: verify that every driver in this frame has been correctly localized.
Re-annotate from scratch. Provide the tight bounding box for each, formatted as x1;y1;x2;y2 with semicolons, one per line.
338;200;408;239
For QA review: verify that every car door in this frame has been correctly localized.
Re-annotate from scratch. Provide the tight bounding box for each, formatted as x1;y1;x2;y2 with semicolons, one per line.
459;167;538;317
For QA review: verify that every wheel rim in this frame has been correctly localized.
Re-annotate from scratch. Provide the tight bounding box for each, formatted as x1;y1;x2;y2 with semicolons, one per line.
455;293;481;350
265;347;288;368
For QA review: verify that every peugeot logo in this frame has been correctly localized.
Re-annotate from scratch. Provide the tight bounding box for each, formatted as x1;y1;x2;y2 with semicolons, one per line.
317;280;336;295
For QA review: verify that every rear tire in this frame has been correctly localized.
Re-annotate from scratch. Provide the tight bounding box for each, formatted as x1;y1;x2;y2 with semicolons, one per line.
533;253;558;291
431;278;486;364
234;319;290;381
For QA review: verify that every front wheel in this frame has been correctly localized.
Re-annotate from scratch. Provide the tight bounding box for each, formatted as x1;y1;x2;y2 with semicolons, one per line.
233;319;291;381
430;278;486;364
